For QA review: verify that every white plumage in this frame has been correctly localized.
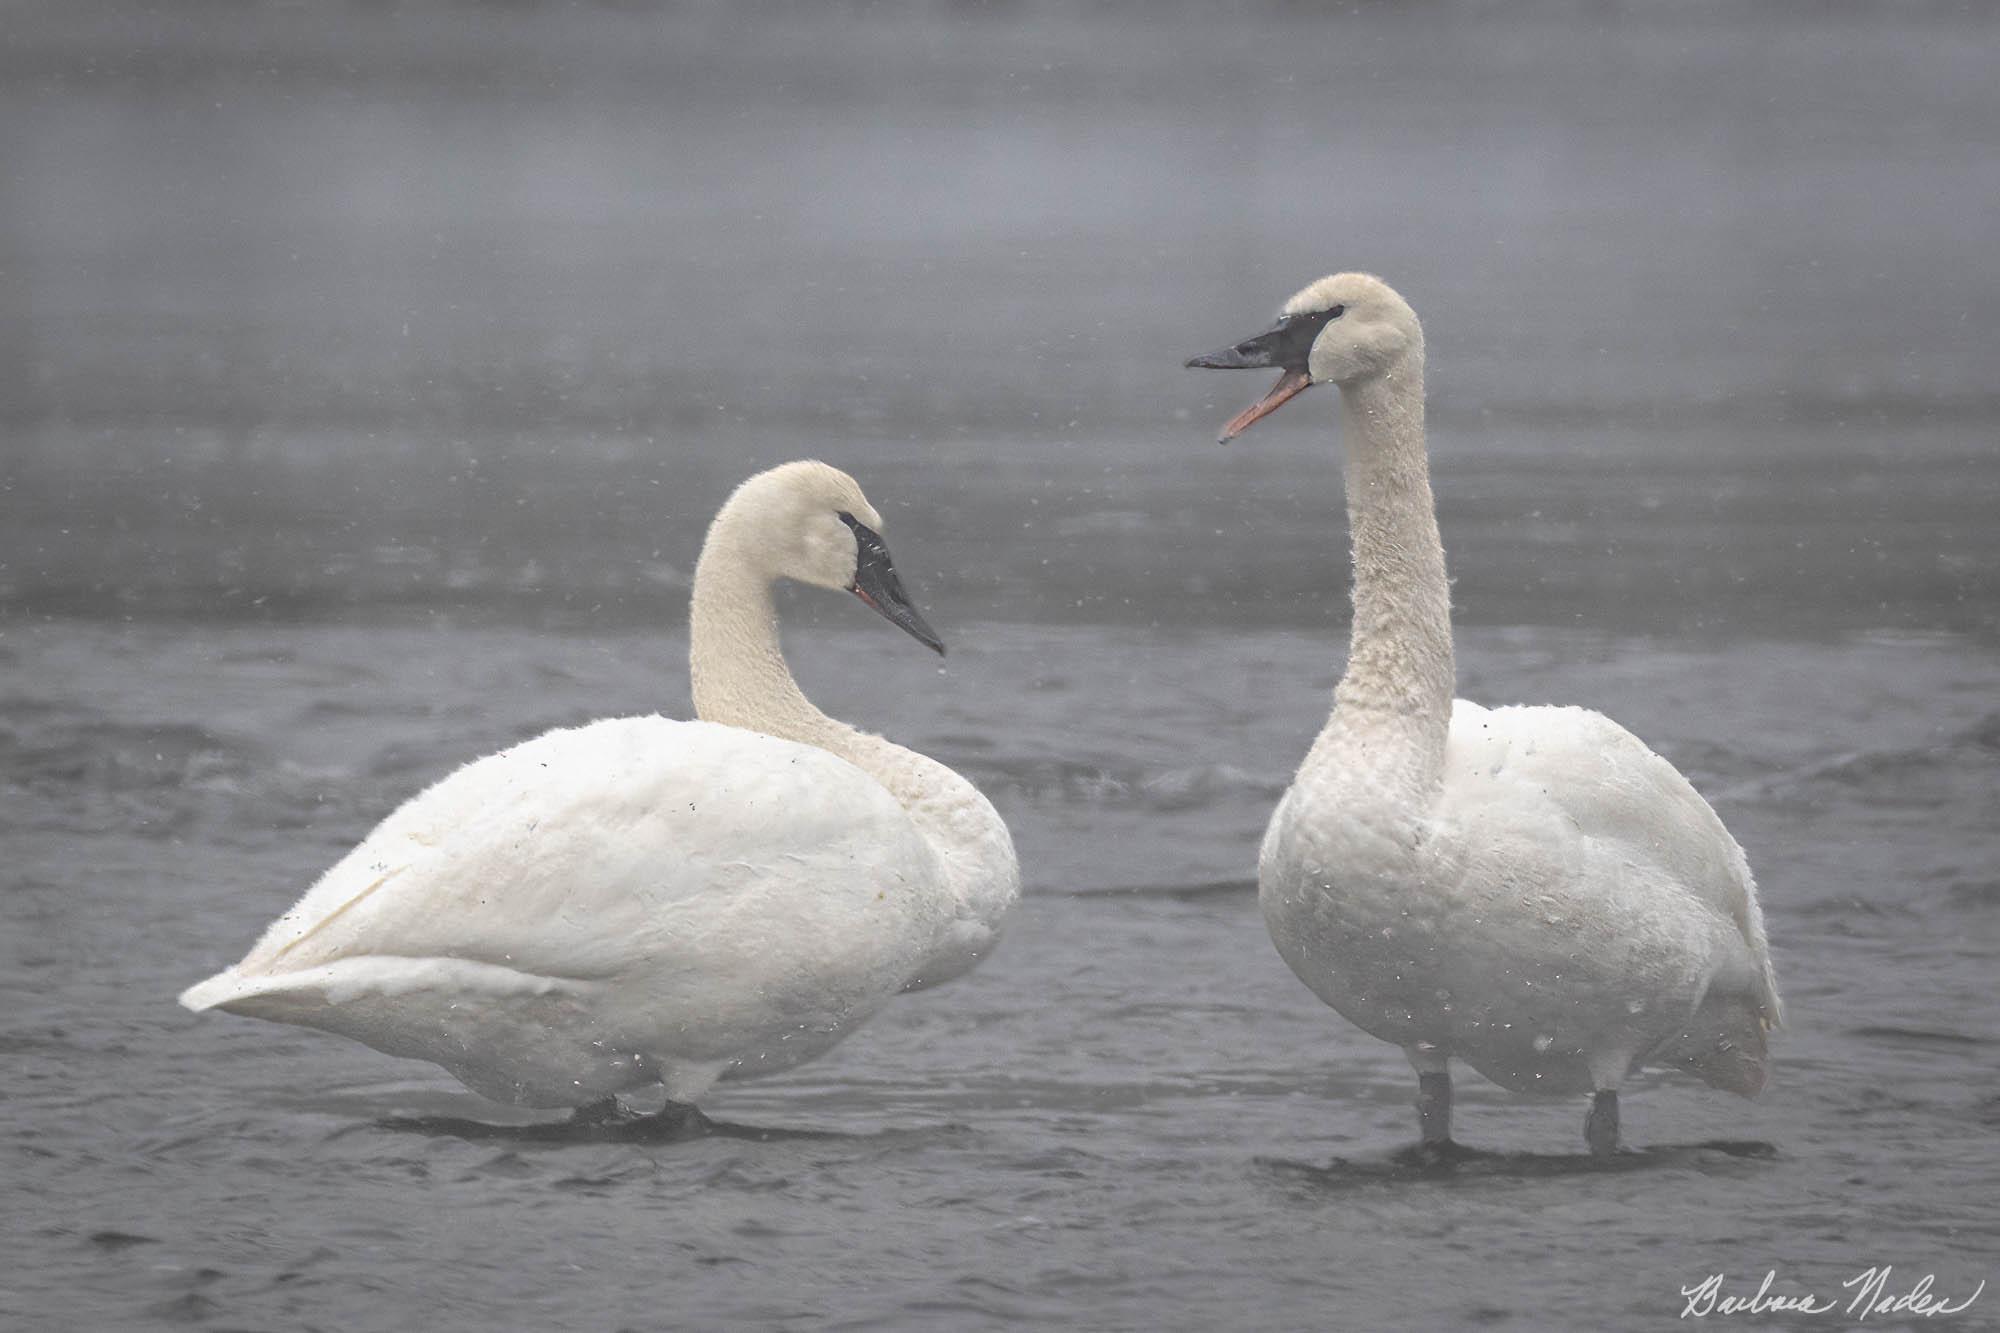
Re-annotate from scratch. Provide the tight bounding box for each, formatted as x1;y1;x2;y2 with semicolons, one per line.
1263;700;1780;1100
1191;274;1780;1154
182;461;1019;1120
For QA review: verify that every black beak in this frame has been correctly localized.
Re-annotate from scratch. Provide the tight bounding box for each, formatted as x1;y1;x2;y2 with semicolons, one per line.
840;513;945;656
1186;309;1335;442
1185;323;1291;370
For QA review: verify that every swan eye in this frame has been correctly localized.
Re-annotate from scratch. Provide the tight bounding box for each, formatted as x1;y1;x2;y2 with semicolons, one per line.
836;511;884;561
1328;304;1345;318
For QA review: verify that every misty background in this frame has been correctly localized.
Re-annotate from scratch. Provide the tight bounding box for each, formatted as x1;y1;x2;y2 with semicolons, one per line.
5;0;1994;635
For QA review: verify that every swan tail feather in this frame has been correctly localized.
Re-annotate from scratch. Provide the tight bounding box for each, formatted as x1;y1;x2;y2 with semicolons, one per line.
178;969;249;1013
178;966;349;1022
1731;861;1783;1030
179;956;573;1025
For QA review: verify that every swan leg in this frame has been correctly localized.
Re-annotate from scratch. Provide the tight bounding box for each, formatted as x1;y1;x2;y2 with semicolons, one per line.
1405;1046;1455;1149
1585;1090;1620;1157
1391;1050;1481;1167
1416;1070;1453;1147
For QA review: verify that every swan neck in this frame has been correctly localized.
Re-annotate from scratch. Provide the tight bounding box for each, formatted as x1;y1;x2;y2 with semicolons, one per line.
688;543;839;747
1322;359;1455;769
688;522;934;811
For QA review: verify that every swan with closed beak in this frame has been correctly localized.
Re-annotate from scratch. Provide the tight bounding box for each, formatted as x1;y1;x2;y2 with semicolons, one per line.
181;461;1019;1129
1188;274;1781;1157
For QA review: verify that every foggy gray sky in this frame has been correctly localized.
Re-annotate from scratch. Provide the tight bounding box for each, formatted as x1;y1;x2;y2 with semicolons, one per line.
3;2;1995;632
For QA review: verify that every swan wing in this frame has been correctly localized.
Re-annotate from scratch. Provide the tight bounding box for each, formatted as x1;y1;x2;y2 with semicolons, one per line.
186;716;939;1006
1444;700;1781;1026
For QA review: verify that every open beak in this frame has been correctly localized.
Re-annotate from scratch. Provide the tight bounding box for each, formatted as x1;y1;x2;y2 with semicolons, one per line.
1212;367;1311;442
841;515;945;656
1186;315;1321;443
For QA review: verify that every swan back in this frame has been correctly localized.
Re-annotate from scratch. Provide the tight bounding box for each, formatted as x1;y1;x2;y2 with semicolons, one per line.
1440;701;1782;1026
221;718;938;986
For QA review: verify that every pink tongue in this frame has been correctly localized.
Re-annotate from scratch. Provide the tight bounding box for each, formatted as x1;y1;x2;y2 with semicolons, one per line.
1220;368;1312;441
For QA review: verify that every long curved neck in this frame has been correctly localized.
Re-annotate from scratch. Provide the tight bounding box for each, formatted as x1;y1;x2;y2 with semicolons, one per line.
686;489;1016;984
689;542;835;744
1312;355;1455;787
688;529;932;811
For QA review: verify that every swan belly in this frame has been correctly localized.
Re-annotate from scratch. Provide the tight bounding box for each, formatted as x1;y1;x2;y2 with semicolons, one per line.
1259;777;1734;1097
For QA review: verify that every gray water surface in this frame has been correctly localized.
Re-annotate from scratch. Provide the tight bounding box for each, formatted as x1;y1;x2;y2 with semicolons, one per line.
5;617;1998;1329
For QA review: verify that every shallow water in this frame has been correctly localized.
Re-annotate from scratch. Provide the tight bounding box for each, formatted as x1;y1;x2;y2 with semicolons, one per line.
5;615;1998;1330
5;2;2000;1329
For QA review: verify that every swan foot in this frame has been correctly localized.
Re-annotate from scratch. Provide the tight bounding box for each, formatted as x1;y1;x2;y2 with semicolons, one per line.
1585;1090;1620;1157
1415;1069;1453;1146
568;1096;638;1127
1392;1137;1488;1170
628;1100;712;1140
567;1097;712;1140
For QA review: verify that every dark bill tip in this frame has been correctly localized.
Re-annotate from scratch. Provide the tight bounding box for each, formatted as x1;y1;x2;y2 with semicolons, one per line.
853;585;945;656
840;513;945;656
1185;335;1281;371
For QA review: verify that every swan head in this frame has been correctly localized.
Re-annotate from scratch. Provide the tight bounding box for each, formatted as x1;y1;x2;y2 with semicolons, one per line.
709;460;945;655
1185;272;1422;442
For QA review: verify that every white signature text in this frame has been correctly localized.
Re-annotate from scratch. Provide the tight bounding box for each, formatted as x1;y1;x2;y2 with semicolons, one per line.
1680;1268;1985;1320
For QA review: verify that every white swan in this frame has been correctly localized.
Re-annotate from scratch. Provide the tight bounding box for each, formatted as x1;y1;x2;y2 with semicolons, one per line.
1188;274;1781;1156
181;460;1019;1127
